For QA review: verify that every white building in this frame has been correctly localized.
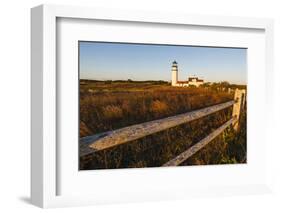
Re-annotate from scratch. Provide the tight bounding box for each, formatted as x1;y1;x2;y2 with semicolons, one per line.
171;61;204;87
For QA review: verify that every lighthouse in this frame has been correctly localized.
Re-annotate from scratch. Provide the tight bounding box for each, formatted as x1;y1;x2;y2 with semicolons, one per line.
171;60;178;86
170;61;204;87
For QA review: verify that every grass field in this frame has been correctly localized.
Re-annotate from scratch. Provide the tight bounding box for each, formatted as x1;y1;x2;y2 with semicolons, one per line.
79;80;246;170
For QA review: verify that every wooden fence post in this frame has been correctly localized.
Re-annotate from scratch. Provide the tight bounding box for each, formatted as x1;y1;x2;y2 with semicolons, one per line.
241;89;246;110
232;89;246;131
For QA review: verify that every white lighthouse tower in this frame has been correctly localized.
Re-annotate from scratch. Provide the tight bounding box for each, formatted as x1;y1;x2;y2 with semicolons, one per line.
171;60;178;86
170;60;204;87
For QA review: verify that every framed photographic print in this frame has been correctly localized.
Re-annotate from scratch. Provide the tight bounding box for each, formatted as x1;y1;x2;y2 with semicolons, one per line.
31;4;274;208
79;41;247;170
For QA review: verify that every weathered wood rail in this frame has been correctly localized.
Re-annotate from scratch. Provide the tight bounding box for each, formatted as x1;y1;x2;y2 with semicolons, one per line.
80;100;235;157
80;88;246;166
162;117;236;166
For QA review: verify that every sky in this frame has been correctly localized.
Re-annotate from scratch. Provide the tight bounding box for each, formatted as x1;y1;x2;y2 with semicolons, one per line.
79;41;247;85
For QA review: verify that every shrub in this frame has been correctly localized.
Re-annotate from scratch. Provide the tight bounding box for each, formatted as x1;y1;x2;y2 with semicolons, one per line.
150;100;168;115
102;105;123;119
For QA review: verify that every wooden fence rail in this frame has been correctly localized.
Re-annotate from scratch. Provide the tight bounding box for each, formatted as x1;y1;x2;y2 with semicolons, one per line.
80;100;235;157
162;117;237;167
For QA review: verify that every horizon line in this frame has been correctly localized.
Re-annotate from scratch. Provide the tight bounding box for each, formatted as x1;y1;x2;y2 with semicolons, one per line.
80;78;247;85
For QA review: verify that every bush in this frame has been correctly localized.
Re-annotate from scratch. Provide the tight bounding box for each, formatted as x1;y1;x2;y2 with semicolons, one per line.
102;105;123;119
150;100;168;115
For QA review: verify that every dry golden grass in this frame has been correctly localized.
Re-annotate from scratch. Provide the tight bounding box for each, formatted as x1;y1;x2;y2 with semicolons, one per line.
80;81;232;136
79;81;246;170
150;100;168;115
102;105;123;120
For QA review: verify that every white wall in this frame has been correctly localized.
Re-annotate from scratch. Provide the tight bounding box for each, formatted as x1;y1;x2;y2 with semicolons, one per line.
171;69;178;86
0;0;280;212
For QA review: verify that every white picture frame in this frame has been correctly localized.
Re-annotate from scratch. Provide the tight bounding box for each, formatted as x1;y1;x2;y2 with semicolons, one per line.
31;4;274;208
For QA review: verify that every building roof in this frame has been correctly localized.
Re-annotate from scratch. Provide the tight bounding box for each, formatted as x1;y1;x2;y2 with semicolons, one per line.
172;60;177;64
188;77;204;82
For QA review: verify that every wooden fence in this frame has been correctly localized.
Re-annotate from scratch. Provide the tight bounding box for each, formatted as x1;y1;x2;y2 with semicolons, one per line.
80;89;246;166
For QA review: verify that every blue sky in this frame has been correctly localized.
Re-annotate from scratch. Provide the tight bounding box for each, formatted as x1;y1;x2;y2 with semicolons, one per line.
79;42;247;84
